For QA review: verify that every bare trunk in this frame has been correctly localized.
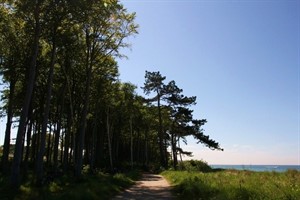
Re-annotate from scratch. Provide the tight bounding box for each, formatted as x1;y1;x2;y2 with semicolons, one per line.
74;30;92;178
2;78;16;174
53;86;66;172
63;110;72;171
178;139;183;163
23;120;33;176
36;33;56;185
46;125;52;164
31;122;38;163
89;112;98;171
145;129;149;166
130;116;133;168
171;133;177;170
157;96;166;168
10;2;41;187
106;108;113;171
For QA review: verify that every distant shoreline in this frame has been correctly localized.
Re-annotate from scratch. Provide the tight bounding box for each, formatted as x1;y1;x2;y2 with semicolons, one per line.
210;164;300;172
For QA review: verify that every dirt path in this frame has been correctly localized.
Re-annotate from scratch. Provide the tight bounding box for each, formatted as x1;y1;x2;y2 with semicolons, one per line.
112;173;175;200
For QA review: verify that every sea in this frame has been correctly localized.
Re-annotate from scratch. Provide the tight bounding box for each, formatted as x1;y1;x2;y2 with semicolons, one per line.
210;165;300;172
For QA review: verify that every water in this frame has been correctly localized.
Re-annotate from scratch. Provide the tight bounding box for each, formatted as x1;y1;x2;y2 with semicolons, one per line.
210;165;300;172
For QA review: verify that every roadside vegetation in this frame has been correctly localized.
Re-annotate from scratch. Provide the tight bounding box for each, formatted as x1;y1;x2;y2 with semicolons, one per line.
0;169;140;200
162;160;300;200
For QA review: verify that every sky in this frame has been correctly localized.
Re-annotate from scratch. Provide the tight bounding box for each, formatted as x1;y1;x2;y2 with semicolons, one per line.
0;0;299;165
116;0;300;165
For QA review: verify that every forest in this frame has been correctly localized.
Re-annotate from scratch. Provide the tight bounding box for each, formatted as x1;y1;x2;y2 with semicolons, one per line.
0;0;222;189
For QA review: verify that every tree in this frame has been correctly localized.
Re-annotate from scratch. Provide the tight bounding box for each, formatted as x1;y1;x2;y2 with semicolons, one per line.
163;80;196;169
142;71;167;168
35;0;63;185
0;2;26;174
143;71;223;169
72;0;138;178
10;0;43;188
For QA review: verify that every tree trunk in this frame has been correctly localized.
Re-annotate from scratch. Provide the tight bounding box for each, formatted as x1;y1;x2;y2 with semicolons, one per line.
46;124;52;164
130;115;133;168
35;31;56;185
106;108;113;172
178;139;183;163
31;122;39;163
23;119;33;177
171;132;177;170
63;109;72;171
62;56;74;172
89;112;98;172
157;96;166;168
53;86;66;172
145;129;149;166
1;78;16;174
74;29;92;178
10;1;41;188
74;69;92;178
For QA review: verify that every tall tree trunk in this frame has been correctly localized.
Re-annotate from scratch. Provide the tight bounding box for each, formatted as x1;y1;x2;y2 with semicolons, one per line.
145;129;149;166
53;85;66;172
171;132;177;170
1;78;16;174
46;124;52;164
106;108;113;172
74;30;92;178
23;119;33;177
89;112;98;172
10;1;41;187
31;122;38;163
35;31;56;185
63;109;72;171
178;139;183;163
62;55;74;172
164;131;168;168
157;96;166;168
130;115;133;168
74;68;92;178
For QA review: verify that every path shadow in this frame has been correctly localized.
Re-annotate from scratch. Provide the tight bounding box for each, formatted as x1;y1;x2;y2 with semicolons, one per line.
140;174;162;181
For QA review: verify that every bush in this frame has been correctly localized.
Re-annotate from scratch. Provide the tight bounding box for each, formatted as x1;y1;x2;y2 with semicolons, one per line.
178;160;212;172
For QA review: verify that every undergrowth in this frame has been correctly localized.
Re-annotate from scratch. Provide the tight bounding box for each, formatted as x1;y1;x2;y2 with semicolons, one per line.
0;170;140;200
162;169;300;200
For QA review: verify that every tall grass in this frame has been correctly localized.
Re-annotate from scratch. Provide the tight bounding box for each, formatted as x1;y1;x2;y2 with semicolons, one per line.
162;169;300;200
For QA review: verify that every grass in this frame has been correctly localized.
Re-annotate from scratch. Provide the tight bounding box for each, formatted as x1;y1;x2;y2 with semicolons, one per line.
0;170;141;200
162;169;300;200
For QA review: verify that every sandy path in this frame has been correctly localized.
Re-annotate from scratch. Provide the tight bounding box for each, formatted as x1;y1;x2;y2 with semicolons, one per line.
112;173;175;200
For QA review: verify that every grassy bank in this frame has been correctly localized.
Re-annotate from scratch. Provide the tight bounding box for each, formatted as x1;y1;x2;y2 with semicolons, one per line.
162;169;300;200
0;170;140;200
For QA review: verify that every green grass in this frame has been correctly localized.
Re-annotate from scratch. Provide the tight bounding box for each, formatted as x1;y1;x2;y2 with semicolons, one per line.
0;170;140;200
162;169;300;200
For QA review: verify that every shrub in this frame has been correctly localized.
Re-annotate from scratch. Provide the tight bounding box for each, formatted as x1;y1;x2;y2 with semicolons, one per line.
178;159;212;172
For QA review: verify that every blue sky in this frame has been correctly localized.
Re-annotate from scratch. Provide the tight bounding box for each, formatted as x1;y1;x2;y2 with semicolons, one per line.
0;0;299;165
116;0;299;165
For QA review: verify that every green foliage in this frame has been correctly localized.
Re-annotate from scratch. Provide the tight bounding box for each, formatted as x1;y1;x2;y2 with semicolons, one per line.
162;170;300;200
0;171;139;200
177;160;213;172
